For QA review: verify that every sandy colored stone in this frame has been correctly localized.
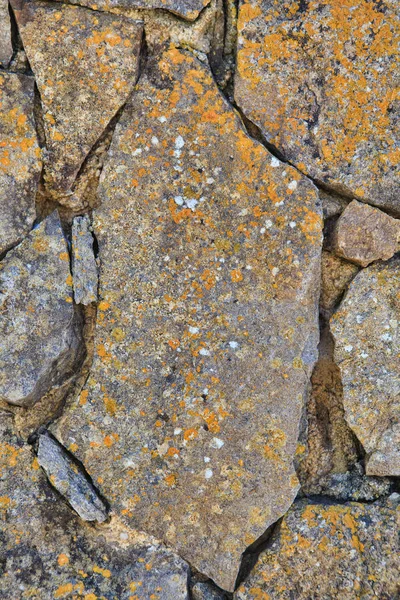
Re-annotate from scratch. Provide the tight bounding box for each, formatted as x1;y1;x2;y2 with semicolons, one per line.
0;72;41;255
320;251;359;316
0;0;12;67
235;498;400;600
0;411;190;600
331;258;400;476
13;0;143;195
52;0;209;20
37;433;108;522
53;48;322;591
332;199;400;267
72;215;98;305
0;211;84;407
235;0;400;212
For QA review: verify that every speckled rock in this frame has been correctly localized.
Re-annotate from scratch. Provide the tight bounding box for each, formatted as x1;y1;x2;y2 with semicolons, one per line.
13;0;143;195
0;211;84;407
320;251;359;316
0;411;190;600
53;48;322;591
0;72;41;255
332;200;400;267
37;433;108;522
331;258;400;476
192;581;227;600
0;0;12;67
52;0;209;21
72;215;98;305
235;498;400;600
235;0;400;211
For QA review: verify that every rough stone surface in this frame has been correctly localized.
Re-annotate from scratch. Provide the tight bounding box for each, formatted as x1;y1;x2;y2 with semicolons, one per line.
0;211;84;407
72;215;98;305
0;72;41;255
53;48;322;591
332;199;400;267
13;0;143;195
332;258;400;476
0;411;190;599
37;433;108;522
0;0;12;67
235;499;400;600
192;581;227;600
320;251;359;316
320;190;349;221
235;0;400;211
53;0;209;21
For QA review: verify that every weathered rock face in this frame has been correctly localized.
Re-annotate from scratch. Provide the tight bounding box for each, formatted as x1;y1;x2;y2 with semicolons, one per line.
13;0;143;195
0;72;41;255
0;0;12;67
235;0;400;212
320;251;359;316
52;0;209;21
0;411;190;599
53;48;322;591
71;215;98;305
332;258;400;476
235;498;400;600
332;199;400;267
0;211;84;407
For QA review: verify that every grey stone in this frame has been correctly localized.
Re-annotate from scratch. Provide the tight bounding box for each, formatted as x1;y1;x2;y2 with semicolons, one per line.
0;411;190;600
0;72;41;255
53;47;322;591
332;200;400;267
0;211;84;407
37;433;108;523
193;582;226;600
52;0;209;21
0;0;12;67
331;258;400;476
72;215;98;305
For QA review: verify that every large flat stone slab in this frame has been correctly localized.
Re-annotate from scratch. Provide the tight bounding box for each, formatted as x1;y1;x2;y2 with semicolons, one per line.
235;498;400;599
0;211;84;407
54;48;322;590
0;72;41;255
52;0;209;21
235;0;400;212
13;0;142;195
331;258;400;476
0;412;190;600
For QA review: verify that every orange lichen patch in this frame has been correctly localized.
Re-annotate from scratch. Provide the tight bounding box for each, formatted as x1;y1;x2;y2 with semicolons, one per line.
59;252;69;261
230;269;243;283
103;395;117;416
93;565;111;578
57;553;70;566
54;583;74;598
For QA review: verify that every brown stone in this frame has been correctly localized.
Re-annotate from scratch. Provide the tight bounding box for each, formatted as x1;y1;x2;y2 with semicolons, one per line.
332;199;400;267
13;0;143;195
53;48;322;591
0;72;41;255
235;0;400;212
320;251;359;316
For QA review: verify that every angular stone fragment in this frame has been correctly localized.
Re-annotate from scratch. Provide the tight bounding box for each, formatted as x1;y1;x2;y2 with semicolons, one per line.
332;199;400;267
235;499;400;600
320;251;359;316
13;0;143;194
0;0;12;67
331;258;400;476
193;582;227;600
235;0;400;211
0;72;41;255
53;0;209;21
37;433;108;522
54;48;322;591
72;215;98;305
0;211;84;407
0;412;190;599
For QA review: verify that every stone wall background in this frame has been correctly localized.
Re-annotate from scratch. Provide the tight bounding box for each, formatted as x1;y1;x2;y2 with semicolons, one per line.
0;0;399;598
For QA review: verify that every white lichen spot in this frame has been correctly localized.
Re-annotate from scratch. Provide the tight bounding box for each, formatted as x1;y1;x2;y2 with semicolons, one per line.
265;219;273;229
288;180;298;191
159;116;167;123
272;267;279;277
211;437;224;449
174;196;184;206
270;156;280;167
289;221;297;228
204;457;210;463
205;468;213;479
174;428;182;435
189;326;199;334
199;348;210;356
229;341;239;349
344;345;353;352
185;198;198;211
151;136;159;146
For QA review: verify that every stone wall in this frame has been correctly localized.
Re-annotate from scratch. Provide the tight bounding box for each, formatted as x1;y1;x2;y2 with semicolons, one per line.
0;0;399;598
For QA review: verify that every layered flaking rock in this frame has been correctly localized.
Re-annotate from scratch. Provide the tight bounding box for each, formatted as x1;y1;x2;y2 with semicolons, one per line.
13;0;143;194
332;199;400;267
0;72;41;255
72;215;98;305
0;211;84;407
235;0;400;211
0;412;190;599
331;258;400;476
37;433;108;522
52;0;209;21
53;48;322;591
235;499;400;599
0;0;12;67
